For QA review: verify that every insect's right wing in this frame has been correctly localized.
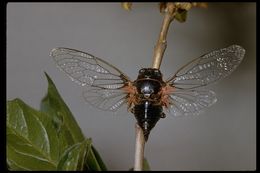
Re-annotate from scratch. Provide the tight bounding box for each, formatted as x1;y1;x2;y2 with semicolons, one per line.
165;89;217;116
166;45;245;89
50;47;133;112
163;45;245;116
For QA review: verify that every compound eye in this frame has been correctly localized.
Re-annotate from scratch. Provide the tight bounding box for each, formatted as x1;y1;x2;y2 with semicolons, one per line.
155;69;161;75
139;69;145;73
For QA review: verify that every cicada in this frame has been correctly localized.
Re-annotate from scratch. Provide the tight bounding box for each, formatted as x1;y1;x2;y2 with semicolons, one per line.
50;45;245;141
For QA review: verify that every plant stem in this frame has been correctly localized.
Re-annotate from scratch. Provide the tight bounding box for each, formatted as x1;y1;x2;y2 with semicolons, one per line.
134;124;145;171
152;3;176;69
133;3;177;171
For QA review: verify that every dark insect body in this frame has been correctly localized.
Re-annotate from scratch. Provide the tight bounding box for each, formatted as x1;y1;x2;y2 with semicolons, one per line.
132;68;166;140
51;45;245;141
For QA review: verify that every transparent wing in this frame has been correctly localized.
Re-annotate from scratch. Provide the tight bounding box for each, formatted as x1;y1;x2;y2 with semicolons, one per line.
165;89;217;116
164;45;245;116
50;47;130;89
50;47;132;112
166;45;245;89
83;86;128;112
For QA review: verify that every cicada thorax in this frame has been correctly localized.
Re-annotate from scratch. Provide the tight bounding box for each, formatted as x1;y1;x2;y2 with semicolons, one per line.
132;68;166;141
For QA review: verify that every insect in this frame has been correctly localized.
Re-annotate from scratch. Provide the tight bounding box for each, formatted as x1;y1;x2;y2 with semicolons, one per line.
50;45;245;141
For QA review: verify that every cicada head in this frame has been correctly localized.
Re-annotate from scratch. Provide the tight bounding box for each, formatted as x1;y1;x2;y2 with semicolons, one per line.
137;68;163;81
135;68;164;99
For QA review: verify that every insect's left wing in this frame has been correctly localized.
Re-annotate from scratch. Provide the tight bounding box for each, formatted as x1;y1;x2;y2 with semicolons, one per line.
82;87;128;112
163;45;245;116
50;47;131;112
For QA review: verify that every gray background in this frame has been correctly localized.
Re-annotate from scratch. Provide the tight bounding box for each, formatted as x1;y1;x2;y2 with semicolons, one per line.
7;3;256;171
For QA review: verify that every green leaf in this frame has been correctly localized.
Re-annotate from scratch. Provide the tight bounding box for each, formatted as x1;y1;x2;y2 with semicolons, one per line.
7;99;58;170
40;72;85;143
128;157;151;171
174;9;188;23
41;73;106;170
143;158;151;171
7;73;108;170
57;139;92;171
40;72;107;170
84;146;102;171
121;2;132;11
91;146;108;171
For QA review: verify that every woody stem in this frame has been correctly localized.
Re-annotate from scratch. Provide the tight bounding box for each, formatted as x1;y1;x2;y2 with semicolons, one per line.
134;124;145;171
152;3;176;69
134;3;176;171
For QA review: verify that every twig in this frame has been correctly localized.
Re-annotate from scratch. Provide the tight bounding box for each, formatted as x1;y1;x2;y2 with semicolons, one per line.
134;124;145;171
133;3;177;171
152;3;176;69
